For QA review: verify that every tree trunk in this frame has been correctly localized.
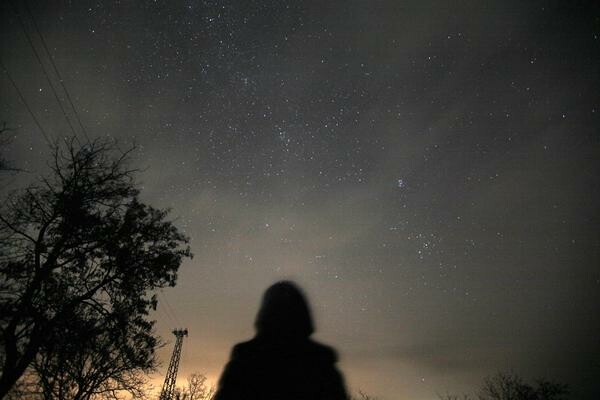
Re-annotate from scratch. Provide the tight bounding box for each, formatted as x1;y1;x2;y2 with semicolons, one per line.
0;326;42;399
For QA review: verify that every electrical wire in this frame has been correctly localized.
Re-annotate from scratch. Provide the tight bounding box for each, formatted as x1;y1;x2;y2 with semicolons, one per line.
159;289;184;329
156;292;177;327
22;0;91;142
156;297;178;328
1;58;52;145
8;0;78;139
164;291;184;328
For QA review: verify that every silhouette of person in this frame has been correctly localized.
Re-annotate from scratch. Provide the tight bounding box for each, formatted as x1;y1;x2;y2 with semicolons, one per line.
214;281;349;400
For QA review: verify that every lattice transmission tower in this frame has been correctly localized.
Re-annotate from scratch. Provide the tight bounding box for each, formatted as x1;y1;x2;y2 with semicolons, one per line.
159;329;188;400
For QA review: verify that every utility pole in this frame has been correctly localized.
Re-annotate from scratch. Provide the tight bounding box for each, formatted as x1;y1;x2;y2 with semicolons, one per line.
159;329;188;400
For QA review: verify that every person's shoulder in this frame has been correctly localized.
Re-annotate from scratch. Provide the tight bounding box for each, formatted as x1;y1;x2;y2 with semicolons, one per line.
230;339;260;359
306;339;339;363
229;337;340;364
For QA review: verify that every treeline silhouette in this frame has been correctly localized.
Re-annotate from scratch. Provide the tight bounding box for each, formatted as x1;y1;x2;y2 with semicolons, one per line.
438;372;569;400
174;371;568;400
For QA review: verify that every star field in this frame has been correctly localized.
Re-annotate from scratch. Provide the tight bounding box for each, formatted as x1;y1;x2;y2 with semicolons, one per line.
1;1;599;399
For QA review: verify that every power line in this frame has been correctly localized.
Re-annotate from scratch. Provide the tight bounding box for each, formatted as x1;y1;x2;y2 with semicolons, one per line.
8;0;78;139
162;291;183;328
159;289;184;328
22;0;90;142
156;297;178;327
1;58;51;145
156;291;177;326
157;293;178;327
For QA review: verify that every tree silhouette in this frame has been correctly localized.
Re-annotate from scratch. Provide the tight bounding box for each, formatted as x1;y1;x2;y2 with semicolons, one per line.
479;373;568;400
0;122;20;176
350;390;378;400
31;308;153;400
438;372;569;400
0;137;192;399
0;122;10;172
175;373;215;400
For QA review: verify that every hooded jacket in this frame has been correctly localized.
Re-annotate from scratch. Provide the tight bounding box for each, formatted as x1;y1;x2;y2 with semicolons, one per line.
214;281;348;400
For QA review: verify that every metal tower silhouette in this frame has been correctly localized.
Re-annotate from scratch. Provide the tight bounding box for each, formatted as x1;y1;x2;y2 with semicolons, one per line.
159;329;188;400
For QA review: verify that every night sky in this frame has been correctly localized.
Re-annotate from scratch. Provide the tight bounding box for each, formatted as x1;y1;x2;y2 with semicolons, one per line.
2;1;600;399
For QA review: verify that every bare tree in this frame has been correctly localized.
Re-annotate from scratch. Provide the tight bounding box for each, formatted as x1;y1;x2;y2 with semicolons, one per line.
0;122;20;175
437;394;473;400
350;390;378;400
533;379;570;400
438;372;568;400
0;122;11;172
479;372;568;400
479;372;536;400
175;373;215;400
0;137;192;399
32;309;152;400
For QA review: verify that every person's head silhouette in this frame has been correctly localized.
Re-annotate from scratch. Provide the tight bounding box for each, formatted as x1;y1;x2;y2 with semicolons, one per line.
215;280;348;400
254;280;314;339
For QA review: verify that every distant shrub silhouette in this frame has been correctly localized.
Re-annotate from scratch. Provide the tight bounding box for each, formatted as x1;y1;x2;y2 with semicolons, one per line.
350;390;378;400
438;372;569;400
175;373;215;400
